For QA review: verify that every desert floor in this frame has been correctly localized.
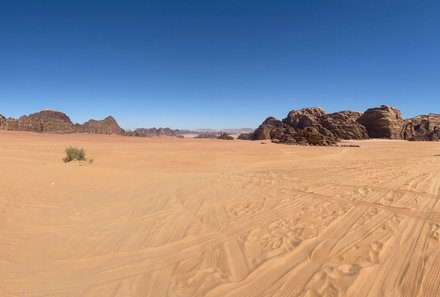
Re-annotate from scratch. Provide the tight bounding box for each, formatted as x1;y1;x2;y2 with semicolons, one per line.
1;131;440;297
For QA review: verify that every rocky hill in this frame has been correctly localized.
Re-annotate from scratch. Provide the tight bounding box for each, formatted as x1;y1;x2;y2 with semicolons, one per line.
0;110;124;135
124;127;182;137
356;105;403;139
217;133;234;140
249;107;368;146
402;113;440;141
248;105;440;145
3;106;440;144
77;116;124;135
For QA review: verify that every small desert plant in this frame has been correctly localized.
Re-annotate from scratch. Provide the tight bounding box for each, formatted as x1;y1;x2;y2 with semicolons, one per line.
63;147;86;163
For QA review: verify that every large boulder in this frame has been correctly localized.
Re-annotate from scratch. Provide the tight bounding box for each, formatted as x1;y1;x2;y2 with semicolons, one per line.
0;114;5;127
403;114;440;141
356;105;404;139
78;116;124;135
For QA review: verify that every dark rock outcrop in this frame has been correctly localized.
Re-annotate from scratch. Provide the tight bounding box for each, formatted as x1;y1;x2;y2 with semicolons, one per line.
252;117;290;140
125;127;182;137
251;107;369;146
194;133;219;139
0;117;19;130
403;114;440;141
282;107;326;129
15;110;76;133
356;105;404;139
78;116;124;135
321;111;369;140
217;133;234;140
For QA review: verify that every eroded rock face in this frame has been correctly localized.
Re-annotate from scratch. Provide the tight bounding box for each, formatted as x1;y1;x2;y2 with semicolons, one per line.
252;117;289;140
282;107;325;129
356;105;404;139
321;111;369;140
251;109;338;146
1;117;19;130
78;116;124;135
0;110;124;135
16;110;76;133
403;114;440;141
250;107;371;146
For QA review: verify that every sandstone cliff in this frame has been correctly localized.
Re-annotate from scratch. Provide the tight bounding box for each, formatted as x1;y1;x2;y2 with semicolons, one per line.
402;114;440;141
0;110;124;135
356;105;403;139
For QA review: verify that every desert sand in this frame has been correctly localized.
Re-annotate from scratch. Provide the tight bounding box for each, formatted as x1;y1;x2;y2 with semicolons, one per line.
1;131;440;297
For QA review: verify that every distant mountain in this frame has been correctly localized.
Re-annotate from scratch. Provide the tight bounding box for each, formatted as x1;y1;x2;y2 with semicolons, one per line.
8;106;438;145
0;109;253;137
189;128;254;134
0;110;123;135
124;127;183;137
125;128;255;137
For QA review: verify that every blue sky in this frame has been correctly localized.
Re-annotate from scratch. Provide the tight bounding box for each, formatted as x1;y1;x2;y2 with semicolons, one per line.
1;0;439;129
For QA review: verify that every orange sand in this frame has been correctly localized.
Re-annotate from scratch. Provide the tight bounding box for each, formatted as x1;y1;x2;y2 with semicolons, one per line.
1;130;440;297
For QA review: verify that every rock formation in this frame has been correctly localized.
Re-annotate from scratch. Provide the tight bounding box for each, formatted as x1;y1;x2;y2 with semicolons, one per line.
194;133;219;139
217;133;234;140
0;116;19;130
77;116;124;135
4;106;440;144
321;111;369;140
250;107;369;146
252;117;290;140
237;133;253;140
125;127;182;137
0;110;123;135
15;110;76;133
402;114;440;141
249;105;440;145
356;105;404;139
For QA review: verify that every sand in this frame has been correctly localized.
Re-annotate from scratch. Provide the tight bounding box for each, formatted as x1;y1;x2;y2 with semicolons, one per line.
1;130;440;297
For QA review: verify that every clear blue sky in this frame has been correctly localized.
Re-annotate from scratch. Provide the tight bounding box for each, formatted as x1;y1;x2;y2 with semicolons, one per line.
1;0;439;129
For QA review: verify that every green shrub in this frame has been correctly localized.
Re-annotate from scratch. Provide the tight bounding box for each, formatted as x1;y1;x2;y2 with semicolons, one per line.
63;147;86;163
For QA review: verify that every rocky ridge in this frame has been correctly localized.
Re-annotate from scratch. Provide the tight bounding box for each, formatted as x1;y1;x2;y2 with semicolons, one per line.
250;107;369;146
0;110;123;135
402;113;440;141
217;133;234;140
124;127;183;137
2;106;440;144
249;105;439;145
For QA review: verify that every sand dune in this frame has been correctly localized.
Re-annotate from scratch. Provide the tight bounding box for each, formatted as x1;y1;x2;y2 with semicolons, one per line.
1;131;440;297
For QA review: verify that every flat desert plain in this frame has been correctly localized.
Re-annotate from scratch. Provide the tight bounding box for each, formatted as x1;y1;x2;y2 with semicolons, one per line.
1;131;440;297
